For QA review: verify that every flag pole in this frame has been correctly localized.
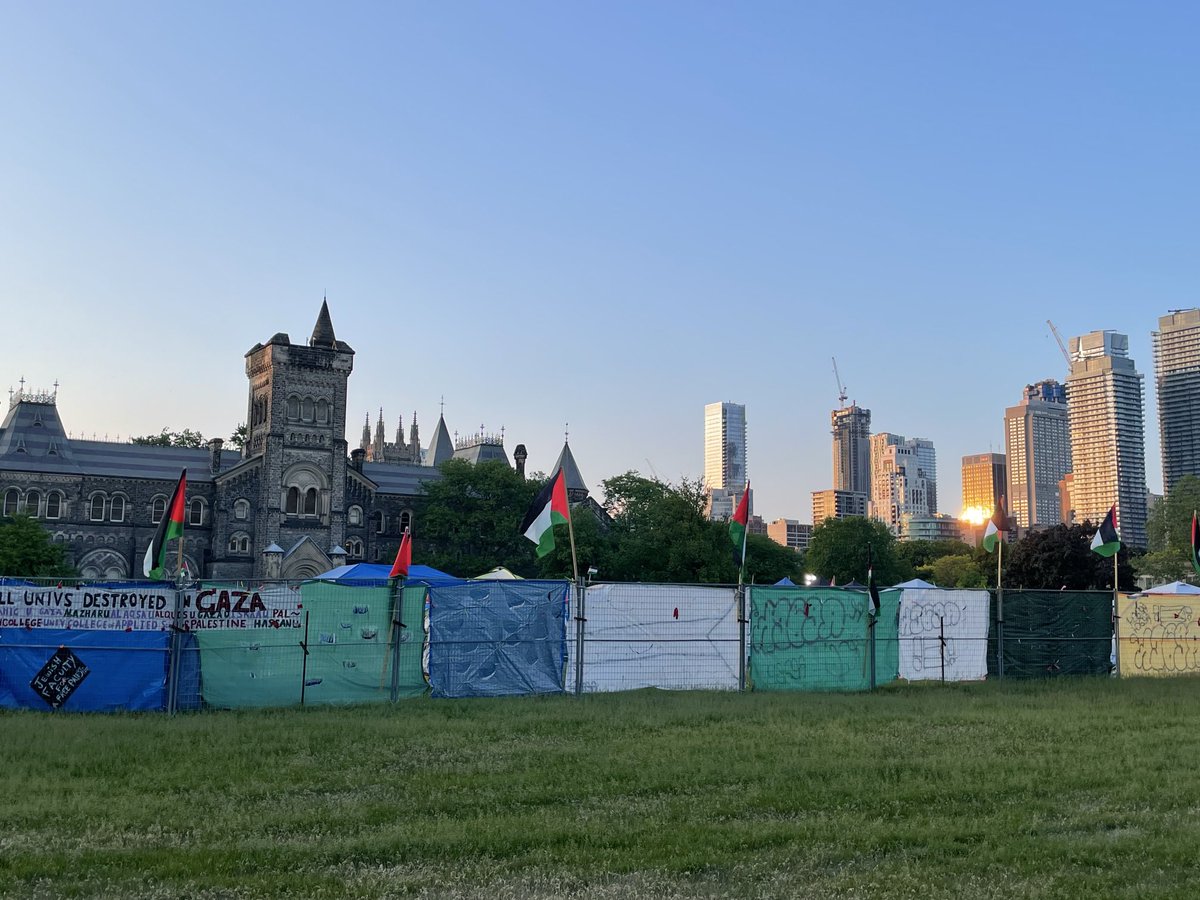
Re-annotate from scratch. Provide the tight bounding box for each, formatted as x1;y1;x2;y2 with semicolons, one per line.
737;482;749;692
176;472;186;579
562;473;585;696
996;535;1004;680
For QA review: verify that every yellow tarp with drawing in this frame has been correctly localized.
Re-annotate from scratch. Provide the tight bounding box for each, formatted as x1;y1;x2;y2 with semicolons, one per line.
1118;593;1200;677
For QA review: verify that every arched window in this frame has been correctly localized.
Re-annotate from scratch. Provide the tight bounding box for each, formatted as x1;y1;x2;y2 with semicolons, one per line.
347;538;363;559
399;511;412;534
228;532;250;554
303;487;318;516
234;499;250;520
287;396;300;420
286;487;300;515
348;505;362;526
109;495;126;522
189;498;205;526
24;490;41;518
375;511;386;534
3;489;20;517
45;492;62;520
301;397;315;422
316;399;329;423
151;496;166;523
89;494;106;522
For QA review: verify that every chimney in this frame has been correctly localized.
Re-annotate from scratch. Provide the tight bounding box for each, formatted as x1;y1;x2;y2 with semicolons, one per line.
513;444;528;479
208;438;224;474
350;448;365;472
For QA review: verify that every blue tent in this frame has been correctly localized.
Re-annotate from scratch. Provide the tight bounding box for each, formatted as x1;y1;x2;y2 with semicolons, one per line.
774;577;796;586
316;562;459;584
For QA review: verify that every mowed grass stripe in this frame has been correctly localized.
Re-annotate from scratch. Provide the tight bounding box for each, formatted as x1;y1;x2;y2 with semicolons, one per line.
2;678;1199;898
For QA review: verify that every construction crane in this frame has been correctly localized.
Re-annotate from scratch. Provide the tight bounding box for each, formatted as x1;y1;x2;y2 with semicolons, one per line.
1046;320;1071;370
831;357;847;408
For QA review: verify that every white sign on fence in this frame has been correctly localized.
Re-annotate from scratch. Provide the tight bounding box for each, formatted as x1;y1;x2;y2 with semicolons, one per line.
897;588;989;682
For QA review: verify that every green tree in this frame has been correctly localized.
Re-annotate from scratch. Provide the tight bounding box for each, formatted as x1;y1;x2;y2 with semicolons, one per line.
896;539;974;582
536;504;612;580
0;514;76;578
743;533;804;585
1004;523;1135;590
1134;475;1200;584
805;517;907;586
229;423;248;452
929;553;988;589
417;459;541;577
132;428;206;448
600;472;734;583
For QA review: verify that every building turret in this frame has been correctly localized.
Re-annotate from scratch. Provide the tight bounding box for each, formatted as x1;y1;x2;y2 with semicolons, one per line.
426;413;454;467
551;439;589;503
409;413;420;463
311;299;337;347
360;414;371;450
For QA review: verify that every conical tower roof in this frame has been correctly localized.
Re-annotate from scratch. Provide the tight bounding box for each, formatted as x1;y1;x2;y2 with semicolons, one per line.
426;414;454;467
311;299;337;347
551;440;588;501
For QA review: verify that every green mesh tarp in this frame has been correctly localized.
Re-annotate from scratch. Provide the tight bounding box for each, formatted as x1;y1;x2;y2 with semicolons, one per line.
988;590;1113;678
750;587;895;692
874;589;901;683
193;582;424;708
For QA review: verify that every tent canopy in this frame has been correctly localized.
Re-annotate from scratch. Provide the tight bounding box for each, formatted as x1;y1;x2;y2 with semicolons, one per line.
774;576;796;586
1137;580;1200;596
895;578;937;589
476;566;524;580
316;562;458;584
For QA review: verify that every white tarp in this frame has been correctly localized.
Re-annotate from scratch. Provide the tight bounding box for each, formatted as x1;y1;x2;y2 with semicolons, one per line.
898;588;989;682
566;583;740;693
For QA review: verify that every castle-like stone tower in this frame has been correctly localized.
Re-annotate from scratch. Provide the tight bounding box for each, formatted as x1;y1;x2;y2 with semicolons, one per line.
240;300;355;577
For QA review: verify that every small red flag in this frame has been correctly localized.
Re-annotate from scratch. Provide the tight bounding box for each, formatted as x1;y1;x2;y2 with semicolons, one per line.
389;528;412;579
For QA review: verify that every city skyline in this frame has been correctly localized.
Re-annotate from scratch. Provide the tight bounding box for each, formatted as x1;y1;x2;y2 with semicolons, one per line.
2;5;1189;524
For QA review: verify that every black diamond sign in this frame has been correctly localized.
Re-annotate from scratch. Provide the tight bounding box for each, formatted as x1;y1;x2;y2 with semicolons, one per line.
30;647;91;710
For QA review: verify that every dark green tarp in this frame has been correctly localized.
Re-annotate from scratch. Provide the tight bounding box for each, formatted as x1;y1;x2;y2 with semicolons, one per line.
988;590;1113;678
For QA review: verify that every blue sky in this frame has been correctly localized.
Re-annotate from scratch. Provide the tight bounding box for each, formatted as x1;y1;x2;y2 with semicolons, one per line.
1;2;1195;523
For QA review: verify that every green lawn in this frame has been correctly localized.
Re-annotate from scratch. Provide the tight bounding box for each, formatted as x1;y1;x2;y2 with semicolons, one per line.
3;678;1200;898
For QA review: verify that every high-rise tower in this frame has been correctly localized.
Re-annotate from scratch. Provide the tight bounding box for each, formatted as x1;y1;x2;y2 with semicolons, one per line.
869;433;936;535
704;401;748;519
1004;380;1072;529
1066;331;1147;548
961;453;1007;521
1153;309;1200;494
831;405;871;496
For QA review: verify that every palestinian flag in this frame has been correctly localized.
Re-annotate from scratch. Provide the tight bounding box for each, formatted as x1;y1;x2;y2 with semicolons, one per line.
143;470;187;580
1192;513;1200;576
520;468;570;557
389;528;412;579
729;485;750;568
982;496;1010;554
1090;505;1121;558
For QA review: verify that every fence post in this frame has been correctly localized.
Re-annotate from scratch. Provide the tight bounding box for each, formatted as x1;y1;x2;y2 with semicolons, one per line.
389;586;405;703
299;610;311;707
574;578;586;696
737;584;747;692
995;587;1005;681
868;606;876;691
166;584;185;715
939;615;946;683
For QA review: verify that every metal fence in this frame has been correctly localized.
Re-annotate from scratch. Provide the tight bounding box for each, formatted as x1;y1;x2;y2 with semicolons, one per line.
0;577;1180;713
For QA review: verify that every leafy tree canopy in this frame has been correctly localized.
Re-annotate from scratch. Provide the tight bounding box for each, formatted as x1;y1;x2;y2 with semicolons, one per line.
0;514;76;578
806;517;907;586
229;424;248;451
1004;523;1135;591
929;553;988;589
132;428;206;448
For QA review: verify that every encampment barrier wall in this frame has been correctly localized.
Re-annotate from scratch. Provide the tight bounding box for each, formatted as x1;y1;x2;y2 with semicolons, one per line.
0;578;1178;713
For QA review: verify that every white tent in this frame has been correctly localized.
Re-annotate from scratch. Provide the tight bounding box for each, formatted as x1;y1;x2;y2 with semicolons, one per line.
475;566;523;580
895;578;937;589
1137;580;1200;596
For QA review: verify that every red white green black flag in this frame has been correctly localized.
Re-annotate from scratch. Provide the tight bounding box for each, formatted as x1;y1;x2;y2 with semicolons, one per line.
729;485;750;568
520;468;571;558
1090;505;1121;558
143;470;187;580
982;496;1010;554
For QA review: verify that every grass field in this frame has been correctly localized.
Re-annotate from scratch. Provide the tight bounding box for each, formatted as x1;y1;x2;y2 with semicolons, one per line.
3;678;1200;899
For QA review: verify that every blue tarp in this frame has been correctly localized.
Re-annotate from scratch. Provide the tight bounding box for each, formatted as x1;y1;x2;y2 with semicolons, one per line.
0;629;173;711
316;563;459;584
427;580;569;698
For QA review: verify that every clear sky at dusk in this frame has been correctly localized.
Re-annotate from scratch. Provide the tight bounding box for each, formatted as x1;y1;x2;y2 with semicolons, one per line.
1;2;1195;523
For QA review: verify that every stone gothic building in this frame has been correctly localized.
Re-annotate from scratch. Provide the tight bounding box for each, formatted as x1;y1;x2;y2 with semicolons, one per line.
0;302;557;581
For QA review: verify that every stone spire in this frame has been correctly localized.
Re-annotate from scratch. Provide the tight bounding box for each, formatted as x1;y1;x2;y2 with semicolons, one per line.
360;413;371;450
374;408;385;458
311;299;337;347
394;414;404;448
426;412;454;467
409;412;421;463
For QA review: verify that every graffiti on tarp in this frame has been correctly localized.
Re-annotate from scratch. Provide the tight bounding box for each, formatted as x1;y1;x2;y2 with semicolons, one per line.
1121;597;1200;676
750;592;867;689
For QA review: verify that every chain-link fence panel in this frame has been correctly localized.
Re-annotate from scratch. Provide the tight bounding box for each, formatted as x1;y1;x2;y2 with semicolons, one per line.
427;580;569;698
989;590;1113;678
566;583;740;693
749;587;875;692
896;589;990;682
